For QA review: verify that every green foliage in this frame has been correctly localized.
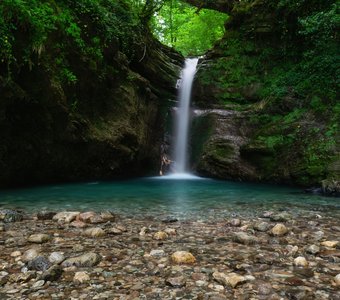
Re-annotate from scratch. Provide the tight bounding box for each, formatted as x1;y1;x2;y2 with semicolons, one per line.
150;0;228;56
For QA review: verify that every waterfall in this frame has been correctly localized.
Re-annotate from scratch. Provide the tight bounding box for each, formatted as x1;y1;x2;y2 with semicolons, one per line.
173;58;198;174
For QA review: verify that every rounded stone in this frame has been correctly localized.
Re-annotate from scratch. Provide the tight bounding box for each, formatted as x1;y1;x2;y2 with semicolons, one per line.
271;223;288;236
73;272;90;283
22;249;40;262
28;234;51;244
320;240;338;248
84;227;106;238
153;231;168;240
171;251;196;264
334;274;340;286
48;252;65;264
294;256;308;268
10;251;21;258
306;244;320;255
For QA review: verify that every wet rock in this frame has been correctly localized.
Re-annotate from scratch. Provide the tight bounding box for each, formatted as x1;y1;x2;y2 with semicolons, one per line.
28;233;51;244
153;231;168;240
70;221;87;228
149;249;165;257
37;211;56;220
139;227;148;236
334;274;340;286
164;228;177;235
270;212;291;222
78;212;96;223
32;279;45;288
212;271;246;288
293;268;314;278
257;282;272;295
233;232;258;244
306;244;320;255
61;252;101;267
0;209;23;223
162;217;178;223
166;276;186;288
84;227;106;238
73;271;90;283
22;248;40;262
171;251;196;264
321;240;338;248
294;256;308;267
41;265;63;281
230;219;241;227
254;221;271;232
271;223;288;236
48;252;65;264
10;251;21;257
100;211;115;222
27;256;51;272
53;211;80;223
107;227;123;235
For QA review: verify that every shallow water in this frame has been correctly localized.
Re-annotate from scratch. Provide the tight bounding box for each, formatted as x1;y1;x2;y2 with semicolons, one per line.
0;177;339;221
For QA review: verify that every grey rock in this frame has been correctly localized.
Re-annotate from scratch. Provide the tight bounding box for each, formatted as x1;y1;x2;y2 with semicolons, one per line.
254;221;271;232
37;211;56;220
270;212;291;222
0;210;23;223
40;265;63;281
166;276;186;288
306;244;320;255
233;232;258;245
27;256;51;272
61;252;101;268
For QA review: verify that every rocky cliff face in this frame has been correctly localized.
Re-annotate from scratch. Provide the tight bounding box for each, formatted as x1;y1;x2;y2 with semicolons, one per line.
0;1;183;187
189;0;339;186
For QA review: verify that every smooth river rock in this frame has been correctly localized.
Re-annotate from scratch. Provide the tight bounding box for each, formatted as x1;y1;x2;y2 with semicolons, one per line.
53;212;80;223
233;232;258;244
271;223;288;236
212;271;246;288
153;231;168;240
28;234;51;244
73;272;90;283
321;241;338;248
84;227;106;238
294;256;309;267
171;251;196;264
61;253;101;268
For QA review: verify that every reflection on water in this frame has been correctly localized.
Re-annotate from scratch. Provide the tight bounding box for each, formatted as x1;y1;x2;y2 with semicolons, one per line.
0;177;339;220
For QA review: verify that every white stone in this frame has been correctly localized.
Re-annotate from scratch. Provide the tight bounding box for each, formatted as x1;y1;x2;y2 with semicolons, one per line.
73;272;90;283
294;256;308;267
10;251;21;258
48;252;65;264
53;211;80;223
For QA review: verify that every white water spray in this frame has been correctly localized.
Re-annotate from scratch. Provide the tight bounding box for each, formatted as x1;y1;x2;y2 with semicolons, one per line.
173;58;198;174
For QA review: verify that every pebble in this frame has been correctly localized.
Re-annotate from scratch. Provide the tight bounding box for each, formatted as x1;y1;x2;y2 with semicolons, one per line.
27;256;51;271
149;249;165;257
22;248;40;262
53;211;80;223
230;218;241;227
10;251;21;257
212;271;246;288
166;276;186;287
84;227;106;238
254;221;271;232
271;223;288;236
294;256;309;267
233;232;258;244
321;240;338;248
28;233;51;244
48;252;65;264
73;272;90;283
334;274;340;286
171;251;196;264
153;231;168;240
306;244;320;255
61;252;101;267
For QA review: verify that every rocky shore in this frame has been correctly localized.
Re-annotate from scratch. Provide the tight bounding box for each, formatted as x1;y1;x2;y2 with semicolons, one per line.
0;209;339;299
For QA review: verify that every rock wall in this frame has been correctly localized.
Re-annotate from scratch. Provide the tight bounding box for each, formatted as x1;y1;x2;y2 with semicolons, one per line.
189;0;339;186
0;2;183;187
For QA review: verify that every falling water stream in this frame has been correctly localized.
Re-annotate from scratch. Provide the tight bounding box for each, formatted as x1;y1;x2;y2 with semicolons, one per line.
173;58;198;174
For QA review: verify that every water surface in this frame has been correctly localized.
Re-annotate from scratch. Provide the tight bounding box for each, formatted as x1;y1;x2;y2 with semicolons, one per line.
0;178;338;221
